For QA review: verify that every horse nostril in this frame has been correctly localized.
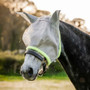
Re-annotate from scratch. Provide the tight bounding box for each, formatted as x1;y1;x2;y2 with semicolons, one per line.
28;68;33;77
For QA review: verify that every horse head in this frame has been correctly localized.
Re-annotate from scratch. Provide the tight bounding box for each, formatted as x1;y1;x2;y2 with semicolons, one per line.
17;10;61;81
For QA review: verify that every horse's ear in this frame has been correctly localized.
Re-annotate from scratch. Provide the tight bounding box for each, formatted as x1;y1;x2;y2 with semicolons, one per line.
50;10;60;25
16;12;37;23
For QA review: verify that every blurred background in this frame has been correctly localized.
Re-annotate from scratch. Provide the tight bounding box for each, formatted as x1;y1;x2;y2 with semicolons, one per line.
0;0;90;90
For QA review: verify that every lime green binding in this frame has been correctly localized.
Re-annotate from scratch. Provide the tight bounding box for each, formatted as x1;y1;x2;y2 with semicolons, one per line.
26;31;61;66
57;30;61;58
26;46;51;66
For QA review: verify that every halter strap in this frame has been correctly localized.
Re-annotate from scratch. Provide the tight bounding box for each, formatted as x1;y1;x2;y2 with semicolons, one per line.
26;46;51;66
25;50;44;61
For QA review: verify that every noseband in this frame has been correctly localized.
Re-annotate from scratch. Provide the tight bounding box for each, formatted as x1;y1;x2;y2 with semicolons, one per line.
25;50;44;62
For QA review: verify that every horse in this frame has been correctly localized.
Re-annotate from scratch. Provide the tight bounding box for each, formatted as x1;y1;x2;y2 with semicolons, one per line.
17;10;90;90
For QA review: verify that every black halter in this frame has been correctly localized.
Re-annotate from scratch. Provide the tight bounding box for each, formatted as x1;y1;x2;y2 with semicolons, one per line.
24;50;47;75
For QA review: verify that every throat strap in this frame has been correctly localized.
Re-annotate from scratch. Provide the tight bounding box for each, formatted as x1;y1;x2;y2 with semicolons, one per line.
26;46;51;66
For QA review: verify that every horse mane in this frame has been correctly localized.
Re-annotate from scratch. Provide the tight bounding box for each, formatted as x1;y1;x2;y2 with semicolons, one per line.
59;20;90;39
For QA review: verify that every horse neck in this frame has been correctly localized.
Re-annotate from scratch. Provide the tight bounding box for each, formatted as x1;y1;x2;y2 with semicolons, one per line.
59;21;90;90
59;20;90;53
60;20;90;41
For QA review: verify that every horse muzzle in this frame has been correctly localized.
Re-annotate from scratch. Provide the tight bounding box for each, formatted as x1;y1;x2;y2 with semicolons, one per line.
20;48;49;81
20;67;38;81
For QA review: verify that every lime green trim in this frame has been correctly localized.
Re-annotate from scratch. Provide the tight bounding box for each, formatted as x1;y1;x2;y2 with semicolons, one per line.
57;30;61;58
26;46;51;66
26;31;61;66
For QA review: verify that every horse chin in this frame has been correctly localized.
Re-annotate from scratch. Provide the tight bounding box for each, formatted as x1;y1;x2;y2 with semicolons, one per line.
27;76;37;81
22;74;38;81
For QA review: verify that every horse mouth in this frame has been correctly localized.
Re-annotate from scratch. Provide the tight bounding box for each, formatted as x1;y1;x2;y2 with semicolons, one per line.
22;73;38;81
21;68;45;81
22;70;44;81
